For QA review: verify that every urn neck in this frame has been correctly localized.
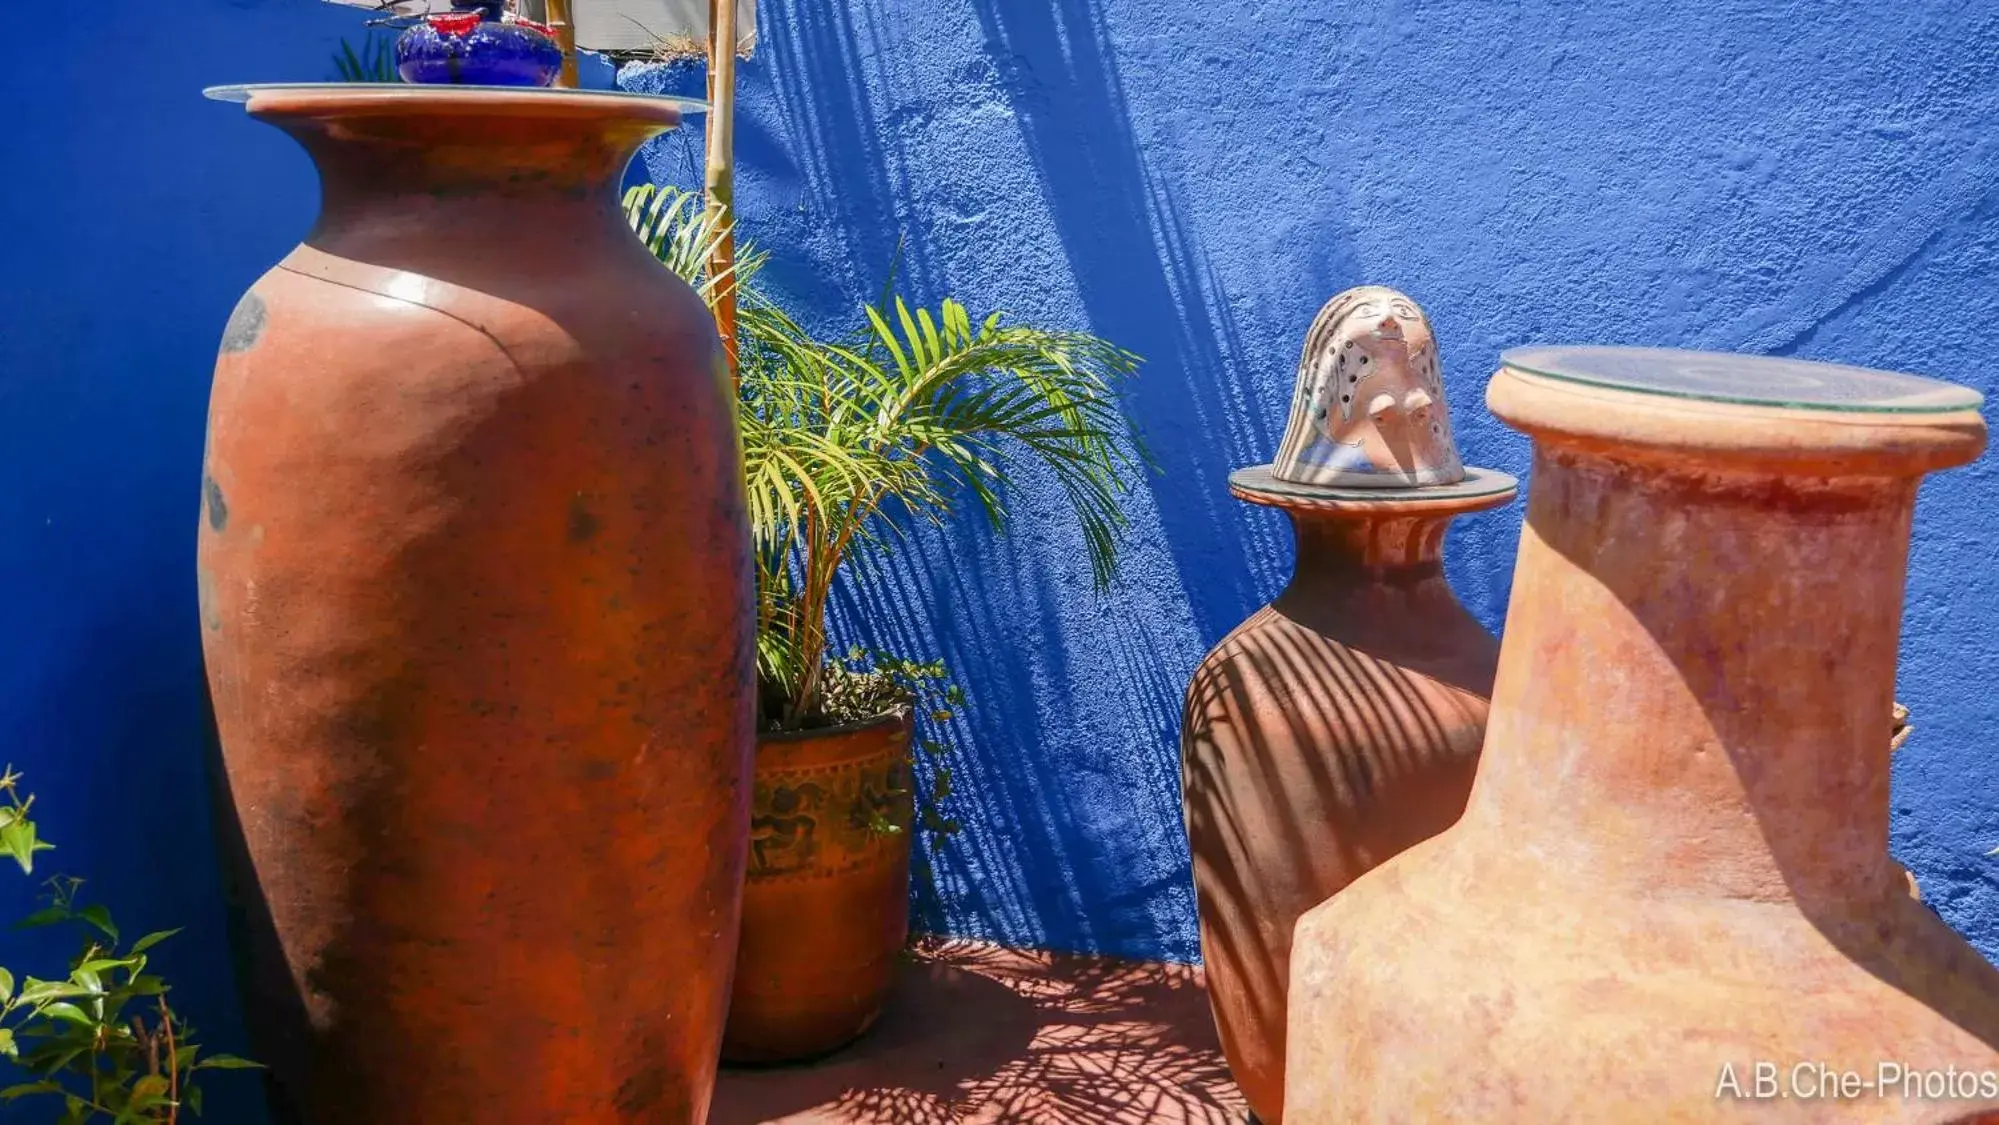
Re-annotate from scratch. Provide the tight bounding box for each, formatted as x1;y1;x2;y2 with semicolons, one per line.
242;89;680;250
1465;443;1921;908
1270;509;1490;646
1282;510;1448;589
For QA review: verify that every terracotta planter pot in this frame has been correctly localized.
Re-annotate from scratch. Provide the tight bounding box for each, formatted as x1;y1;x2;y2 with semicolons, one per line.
724;713;915;1064
1287;347;1999;1122
1181;466;1514;1124
198;86;754;1124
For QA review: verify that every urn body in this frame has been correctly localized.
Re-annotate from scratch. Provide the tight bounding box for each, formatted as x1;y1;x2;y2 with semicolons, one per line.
1285;351;1999;1123
199;87;754;1124
1182;470;1514;1123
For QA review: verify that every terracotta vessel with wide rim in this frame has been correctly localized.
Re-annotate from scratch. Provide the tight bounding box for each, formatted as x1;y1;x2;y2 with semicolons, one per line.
1182;467;1514;1124
198;85;753;1124
1182;286;1516;1124
1286;346;1999;1123
724;713;915;1064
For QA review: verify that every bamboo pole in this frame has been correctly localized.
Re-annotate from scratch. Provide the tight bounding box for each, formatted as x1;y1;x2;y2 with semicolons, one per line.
545;0;578;88
704;0;741;382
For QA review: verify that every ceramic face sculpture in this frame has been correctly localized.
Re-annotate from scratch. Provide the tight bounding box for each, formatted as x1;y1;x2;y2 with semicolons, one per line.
1271;286;1466;488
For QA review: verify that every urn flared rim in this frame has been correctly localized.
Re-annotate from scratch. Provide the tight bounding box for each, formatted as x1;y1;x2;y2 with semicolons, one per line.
758;709;912;746
1229;464;1518;514
1501;345;1982;415
1490;352;1987;477
203;83;711;122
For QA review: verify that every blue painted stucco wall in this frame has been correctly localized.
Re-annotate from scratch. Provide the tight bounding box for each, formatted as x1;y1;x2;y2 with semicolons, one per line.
4;4;377;1118
2;4;1996;1111
623;0;1999;963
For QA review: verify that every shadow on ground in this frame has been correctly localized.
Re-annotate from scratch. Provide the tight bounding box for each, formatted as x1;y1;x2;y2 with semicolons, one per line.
710;937;1244;1124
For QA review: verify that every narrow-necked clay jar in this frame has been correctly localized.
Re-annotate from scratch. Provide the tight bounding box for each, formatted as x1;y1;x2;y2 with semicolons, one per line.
1286;346;1999;1123
199;85;752;1125
1180;287;1516;1123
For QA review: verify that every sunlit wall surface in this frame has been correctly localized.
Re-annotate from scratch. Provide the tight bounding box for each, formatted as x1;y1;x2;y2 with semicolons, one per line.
1;14;1994;1121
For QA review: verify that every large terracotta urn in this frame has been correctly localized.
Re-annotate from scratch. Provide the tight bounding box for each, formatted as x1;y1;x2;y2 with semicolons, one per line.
724;715;915;1063
1286;346;1999;1123
1180;287;1516;1123
197;85;754;1124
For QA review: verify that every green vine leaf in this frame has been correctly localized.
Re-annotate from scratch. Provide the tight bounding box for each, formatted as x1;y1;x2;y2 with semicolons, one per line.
39;1003;93;1028
17;906;66;929
0;772;259;1121
0;1080;62;1100
127;931;179;956
0;821;45;875
192;1055;263;1071
74;906;117;944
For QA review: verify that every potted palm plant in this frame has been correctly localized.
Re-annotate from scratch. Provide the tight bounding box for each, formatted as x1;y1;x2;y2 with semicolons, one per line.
624;187;1145;1062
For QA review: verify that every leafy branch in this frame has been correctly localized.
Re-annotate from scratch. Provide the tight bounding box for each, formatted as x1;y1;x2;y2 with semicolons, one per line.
622;185;1147;730
0;769;258;1123
817;649;968;842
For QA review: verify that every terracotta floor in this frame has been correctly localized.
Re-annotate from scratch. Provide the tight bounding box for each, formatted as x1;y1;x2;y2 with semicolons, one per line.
710;938;1247;1124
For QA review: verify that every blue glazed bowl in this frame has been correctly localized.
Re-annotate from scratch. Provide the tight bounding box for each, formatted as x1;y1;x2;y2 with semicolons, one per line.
396;3;563;87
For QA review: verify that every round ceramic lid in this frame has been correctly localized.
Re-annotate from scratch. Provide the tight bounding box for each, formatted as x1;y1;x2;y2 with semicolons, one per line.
1230;465;1517;513
203;83;710;114
1501;346;1982;415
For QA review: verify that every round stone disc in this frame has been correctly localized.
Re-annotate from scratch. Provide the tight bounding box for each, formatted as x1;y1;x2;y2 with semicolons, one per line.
1230;465;1517;513
1501;346;1981;414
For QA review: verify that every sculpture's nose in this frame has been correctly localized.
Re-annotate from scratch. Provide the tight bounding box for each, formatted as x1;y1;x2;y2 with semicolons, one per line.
1376;316;1404;342
1370;389;1436;421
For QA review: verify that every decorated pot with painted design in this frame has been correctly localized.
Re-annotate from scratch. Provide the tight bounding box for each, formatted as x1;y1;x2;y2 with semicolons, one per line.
723;713;915;1063
198;85;749;1124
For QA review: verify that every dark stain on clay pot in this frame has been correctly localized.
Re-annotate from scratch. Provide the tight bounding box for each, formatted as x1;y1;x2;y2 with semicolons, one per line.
568;494;601;543
614;1060;669;1115
220;291;267;354
204;475;229;532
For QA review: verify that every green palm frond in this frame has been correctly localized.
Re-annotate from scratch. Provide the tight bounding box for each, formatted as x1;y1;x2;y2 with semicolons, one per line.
622;185;766;303
838;299;1143;588
623;192;1147;725
332;34;401;83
